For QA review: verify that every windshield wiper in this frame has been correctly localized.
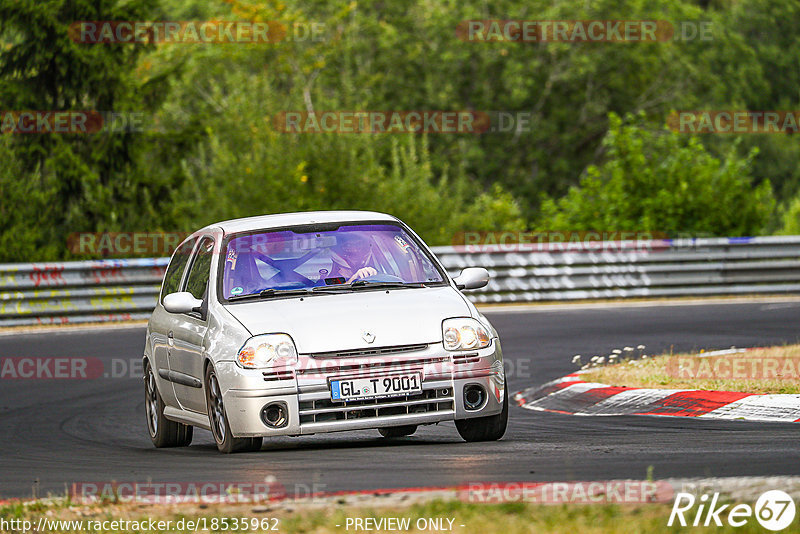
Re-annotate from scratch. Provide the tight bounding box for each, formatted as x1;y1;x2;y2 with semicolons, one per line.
311;285;353;293
349;280;428;290
309;281;430;294
228;288;312;301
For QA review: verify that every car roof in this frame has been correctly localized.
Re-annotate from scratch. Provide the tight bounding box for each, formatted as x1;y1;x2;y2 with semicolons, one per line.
197;210;400;236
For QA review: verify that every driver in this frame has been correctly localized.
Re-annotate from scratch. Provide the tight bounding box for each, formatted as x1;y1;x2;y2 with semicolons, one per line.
329;233;378;283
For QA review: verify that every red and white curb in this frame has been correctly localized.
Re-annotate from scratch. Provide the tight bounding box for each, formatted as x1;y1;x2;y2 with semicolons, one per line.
513;373;800;422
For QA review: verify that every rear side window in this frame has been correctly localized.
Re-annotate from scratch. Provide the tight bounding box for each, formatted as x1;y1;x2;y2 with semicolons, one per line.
184;237;215;300
161;237;197;302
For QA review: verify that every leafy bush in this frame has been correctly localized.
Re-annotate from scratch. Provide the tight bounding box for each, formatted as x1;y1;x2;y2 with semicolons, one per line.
778;196;800;235
537;113;774;236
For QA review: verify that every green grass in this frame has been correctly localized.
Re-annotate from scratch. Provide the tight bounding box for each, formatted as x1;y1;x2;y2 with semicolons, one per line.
580;344;800;394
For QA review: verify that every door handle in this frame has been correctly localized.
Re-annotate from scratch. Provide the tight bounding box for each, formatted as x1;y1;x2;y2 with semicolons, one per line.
167;330;174;347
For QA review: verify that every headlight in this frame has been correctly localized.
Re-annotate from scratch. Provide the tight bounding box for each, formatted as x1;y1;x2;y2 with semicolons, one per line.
442;318;491;351
237;334;298;369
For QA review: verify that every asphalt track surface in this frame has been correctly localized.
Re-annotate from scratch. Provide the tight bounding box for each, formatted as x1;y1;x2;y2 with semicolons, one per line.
2;300;800;499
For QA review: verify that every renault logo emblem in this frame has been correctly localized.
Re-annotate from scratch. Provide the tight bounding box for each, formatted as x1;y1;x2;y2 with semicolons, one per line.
362;330;375;344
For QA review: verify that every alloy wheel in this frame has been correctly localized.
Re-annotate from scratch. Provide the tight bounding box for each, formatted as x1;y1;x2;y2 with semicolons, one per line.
208;372;227;442
145;366;159;437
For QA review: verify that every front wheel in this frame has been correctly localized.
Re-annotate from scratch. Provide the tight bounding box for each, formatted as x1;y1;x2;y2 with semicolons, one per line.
455;380;508;442
205;365;262;454
144;361;193;448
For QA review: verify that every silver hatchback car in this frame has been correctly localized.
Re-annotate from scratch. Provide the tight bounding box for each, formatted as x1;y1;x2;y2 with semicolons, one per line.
144;211;507;453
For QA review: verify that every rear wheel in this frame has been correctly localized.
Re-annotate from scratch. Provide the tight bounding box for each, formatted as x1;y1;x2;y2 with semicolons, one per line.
455;380;508;442
205;365;262;453
144;361;193;447
378;425;417;438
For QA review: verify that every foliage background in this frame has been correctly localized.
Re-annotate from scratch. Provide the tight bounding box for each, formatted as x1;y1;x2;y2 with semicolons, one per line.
0;0;796;261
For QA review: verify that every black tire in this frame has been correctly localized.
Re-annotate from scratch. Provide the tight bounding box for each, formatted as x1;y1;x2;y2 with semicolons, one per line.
378;425;417;438
455;380;508;442
144;361;193;448
204;365;263;454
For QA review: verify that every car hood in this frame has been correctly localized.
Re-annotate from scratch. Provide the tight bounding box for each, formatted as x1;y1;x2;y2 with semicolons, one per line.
223;286;470;354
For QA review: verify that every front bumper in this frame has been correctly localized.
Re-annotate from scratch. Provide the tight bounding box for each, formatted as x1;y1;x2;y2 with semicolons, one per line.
215;341;505;438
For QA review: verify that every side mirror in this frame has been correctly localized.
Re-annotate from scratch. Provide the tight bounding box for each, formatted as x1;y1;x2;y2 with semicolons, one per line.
453;267;490;290
163;292;204;314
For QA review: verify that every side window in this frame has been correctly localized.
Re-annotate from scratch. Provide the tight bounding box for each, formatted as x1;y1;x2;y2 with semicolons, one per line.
161;237;198;303
184;237;215;300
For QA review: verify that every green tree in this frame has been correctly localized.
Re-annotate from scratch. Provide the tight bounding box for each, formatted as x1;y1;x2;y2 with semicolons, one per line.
0;0;176;260
691;0;800;218
313;0;722;218
145;0;525;246
0;138;61;261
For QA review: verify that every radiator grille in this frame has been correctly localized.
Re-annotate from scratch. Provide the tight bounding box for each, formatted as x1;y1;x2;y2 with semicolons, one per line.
296;355;450;378
298;388;454;425
452;352;480;365
308;343;429;359
262;369;295;381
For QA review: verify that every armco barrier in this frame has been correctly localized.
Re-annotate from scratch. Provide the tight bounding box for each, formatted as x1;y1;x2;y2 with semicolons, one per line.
435;235;800;303
1;236;799;326
0;258;167;327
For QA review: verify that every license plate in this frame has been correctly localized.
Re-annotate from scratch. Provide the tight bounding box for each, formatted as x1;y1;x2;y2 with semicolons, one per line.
330;373;422;402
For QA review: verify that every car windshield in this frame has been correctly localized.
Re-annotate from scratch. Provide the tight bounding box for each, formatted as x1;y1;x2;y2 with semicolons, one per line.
221;223;445;299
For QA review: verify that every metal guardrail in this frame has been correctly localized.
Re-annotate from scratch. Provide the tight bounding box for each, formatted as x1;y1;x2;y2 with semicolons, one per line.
1;236;799;326
434;235;800;303
0;258;167;327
